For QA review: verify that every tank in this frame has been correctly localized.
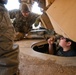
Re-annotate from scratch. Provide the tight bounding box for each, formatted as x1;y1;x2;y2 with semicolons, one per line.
19;0;76;75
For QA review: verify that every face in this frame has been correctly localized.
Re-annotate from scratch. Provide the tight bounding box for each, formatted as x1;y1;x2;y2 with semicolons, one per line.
59;37;71;48
21;11;29;17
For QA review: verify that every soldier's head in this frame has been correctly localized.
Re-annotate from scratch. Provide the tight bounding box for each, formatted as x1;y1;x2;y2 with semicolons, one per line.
0;0;8;4
20;3;30;17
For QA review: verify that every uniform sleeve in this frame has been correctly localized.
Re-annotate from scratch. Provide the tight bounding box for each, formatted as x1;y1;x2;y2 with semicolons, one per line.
30;13;40;24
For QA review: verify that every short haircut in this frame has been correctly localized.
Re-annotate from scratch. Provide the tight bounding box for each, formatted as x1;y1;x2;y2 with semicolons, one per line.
20;3;29;13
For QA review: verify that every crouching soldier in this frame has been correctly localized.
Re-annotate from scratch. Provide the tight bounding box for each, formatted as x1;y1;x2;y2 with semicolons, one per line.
9;3;39;41
0;0;19;75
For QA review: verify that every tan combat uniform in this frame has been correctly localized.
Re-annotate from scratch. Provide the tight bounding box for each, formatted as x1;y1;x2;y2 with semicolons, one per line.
0;3;19;75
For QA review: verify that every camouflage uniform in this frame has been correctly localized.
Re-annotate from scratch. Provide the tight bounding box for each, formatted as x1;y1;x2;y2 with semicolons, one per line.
9;9;39;40
0;3;19;75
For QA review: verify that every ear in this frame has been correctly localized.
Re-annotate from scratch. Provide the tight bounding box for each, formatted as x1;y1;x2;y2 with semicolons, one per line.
67;41;72;46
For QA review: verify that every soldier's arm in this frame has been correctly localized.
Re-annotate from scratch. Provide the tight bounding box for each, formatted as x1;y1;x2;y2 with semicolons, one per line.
31;12;40;24
48;37;56;54
0;9;14;53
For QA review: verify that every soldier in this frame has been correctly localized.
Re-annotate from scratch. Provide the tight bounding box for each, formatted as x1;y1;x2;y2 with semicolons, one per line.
0;0;19;75
9;3;39;41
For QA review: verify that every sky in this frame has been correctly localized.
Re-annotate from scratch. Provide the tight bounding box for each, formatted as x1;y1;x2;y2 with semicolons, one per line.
5;0;20;10
31;2;42;14
5;0;42;14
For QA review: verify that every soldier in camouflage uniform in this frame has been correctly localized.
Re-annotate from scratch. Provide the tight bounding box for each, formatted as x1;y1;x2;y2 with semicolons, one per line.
9;3;39;41
0;0;19;75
